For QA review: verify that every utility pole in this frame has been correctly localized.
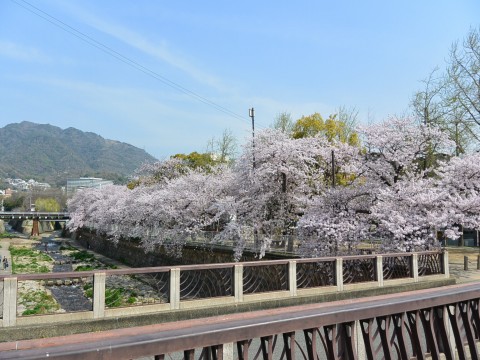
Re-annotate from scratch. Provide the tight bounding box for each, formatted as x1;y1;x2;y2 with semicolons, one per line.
249;108;255;169
249;107;258;250
331;150;335;187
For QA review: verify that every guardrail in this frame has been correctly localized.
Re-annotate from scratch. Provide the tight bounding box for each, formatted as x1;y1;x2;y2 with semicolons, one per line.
0;251;448;328
1;281;477;360
0;212;70;220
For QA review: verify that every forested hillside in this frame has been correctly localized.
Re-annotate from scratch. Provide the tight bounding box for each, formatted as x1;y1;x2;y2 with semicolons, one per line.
0;121;157;185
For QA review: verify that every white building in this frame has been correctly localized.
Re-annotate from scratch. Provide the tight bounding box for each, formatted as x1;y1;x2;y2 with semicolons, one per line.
66;177;114;197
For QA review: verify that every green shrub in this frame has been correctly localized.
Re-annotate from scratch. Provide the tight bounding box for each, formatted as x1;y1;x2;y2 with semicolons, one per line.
85;288;93;298
105;288;124;307
19;290;59;316
70;251;95;262
75;265;95;272
38;265;49;273
10;246;52;274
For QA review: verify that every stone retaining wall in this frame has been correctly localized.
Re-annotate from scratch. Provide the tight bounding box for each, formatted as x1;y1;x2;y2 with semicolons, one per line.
73;229;290;267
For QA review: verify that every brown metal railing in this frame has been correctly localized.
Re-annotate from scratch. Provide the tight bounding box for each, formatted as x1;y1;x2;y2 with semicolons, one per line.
1;282;478;359
0;251;449;328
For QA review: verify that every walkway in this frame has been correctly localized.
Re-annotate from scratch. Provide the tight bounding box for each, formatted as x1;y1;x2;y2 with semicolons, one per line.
443;246;480;283
0;241;11;275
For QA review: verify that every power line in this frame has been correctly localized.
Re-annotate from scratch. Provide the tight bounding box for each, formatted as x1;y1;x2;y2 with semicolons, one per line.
11;0;261;126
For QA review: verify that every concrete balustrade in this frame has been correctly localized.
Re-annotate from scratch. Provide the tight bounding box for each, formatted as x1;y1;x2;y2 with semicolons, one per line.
0;251;449;328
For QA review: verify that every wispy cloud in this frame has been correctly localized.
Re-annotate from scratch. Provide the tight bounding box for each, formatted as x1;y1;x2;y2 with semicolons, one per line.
55;3;228;93
0;40;50;62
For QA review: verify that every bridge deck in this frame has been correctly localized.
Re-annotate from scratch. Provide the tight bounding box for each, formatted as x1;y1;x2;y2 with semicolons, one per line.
1;282;479;359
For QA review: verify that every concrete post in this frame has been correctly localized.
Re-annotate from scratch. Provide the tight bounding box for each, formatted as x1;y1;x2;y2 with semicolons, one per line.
234;265;243;303
464;256;469;271
3;277;17;327
355;320;366;359
223;342;234;360
412;254;419;282
336;258;344;291
289;260;297;297
93;272;105;318
376;256;384;287
170;268;180;310
443;251;450;278
444;306;456;359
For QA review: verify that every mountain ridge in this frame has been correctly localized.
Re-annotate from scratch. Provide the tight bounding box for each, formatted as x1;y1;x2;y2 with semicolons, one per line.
0;121;157;185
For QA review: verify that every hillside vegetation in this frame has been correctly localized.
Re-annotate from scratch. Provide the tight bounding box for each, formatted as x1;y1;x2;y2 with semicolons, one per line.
0;121;157;185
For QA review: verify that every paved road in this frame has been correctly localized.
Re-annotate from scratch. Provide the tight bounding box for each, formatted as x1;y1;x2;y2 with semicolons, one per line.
449;261;480;283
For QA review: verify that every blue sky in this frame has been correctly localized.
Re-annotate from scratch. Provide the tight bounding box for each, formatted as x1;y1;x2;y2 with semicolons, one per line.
1;0;479;160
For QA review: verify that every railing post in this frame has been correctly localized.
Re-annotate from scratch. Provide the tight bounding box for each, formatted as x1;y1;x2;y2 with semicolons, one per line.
376;256;384;287
170;268;180;310
412;254;419;282
3;277;17;327
336;258;344;291
93;272;106;318
443;251;450;278
223;342;234;360
234;265;243;303
355;320;366;359
289;260;297;296
444;305;456;357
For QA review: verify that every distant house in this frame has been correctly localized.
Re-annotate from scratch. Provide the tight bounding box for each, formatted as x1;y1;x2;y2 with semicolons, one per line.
66;177;113;197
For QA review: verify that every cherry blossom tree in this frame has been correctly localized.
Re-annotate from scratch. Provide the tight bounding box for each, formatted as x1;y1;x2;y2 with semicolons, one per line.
239;130;330;252
131;157;190;188
369;151;480;251
298;116;455;255
67;116;480;260
370;178;445;251
68;164;235;257
219;129;363;258
298;185;371;257
433;152;480;241
357;116;453;186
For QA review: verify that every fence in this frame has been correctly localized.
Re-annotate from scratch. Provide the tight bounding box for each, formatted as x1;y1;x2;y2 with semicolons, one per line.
0;251;448;328
2;281;478;360
80;225;387;255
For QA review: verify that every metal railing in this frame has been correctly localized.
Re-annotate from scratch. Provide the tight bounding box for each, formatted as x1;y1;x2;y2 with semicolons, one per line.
0;211;70;220
0;251;448;328
80;225;385;255
1;281;478;359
